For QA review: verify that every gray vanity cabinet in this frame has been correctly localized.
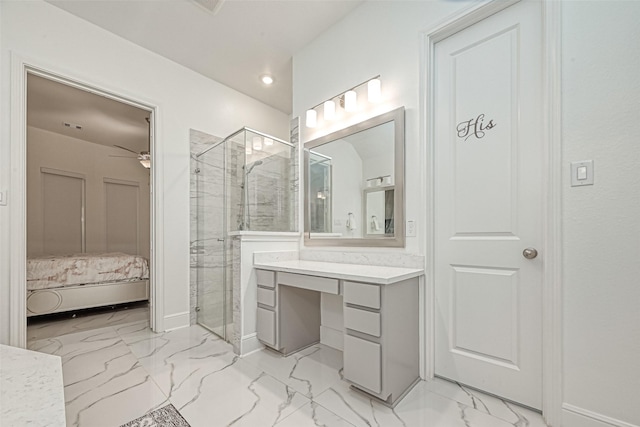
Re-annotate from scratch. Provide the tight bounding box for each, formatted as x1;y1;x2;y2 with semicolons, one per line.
255;265;420;406
342;277;419;405
256;270;278;348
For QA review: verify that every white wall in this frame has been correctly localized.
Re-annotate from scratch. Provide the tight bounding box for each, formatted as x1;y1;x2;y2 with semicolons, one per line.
293;0;472;255
561;2;640;426
27;126;151;259
0;0;289;343
294;1;640;426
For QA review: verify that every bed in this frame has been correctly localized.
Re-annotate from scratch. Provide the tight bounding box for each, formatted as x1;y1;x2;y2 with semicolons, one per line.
27;252;150;317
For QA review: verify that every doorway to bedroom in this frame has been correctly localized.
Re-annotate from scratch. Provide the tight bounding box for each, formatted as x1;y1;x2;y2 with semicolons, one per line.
25;72;153;343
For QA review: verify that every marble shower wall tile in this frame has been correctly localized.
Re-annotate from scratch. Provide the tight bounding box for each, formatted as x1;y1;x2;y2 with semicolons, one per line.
289;116;300;233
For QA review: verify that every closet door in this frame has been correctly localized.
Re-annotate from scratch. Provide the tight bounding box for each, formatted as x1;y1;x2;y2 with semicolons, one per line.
42;169;85;255
105;179;139;255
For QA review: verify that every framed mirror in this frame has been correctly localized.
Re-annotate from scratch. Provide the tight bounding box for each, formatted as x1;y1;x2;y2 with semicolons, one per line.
304;107;405;247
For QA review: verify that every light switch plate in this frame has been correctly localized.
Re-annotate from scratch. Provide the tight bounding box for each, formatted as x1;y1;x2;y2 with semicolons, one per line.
570;160;594;187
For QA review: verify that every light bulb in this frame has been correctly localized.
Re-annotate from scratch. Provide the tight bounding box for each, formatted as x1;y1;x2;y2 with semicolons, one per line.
252;136;262;150
324;100;336;120
306;109;317;128
344;90;357;112
261;75;274;85
368;78;381;103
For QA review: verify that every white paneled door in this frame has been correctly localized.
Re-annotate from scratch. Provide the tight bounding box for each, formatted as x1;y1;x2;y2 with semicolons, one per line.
434;1;543;409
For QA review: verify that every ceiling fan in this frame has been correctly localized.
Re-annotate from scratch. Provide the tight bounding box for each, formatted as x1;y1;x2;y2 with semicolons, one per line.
112;144;151;169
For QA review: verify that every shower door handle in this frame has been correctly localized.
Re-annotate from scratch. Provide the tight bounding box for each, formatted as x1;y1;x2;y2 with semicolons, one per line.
217;238;225;242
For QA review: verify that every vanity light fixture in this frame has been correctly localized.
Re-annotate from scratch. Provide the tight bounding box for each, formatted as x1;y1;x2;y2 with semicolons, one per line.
306;109;317;128
368;78;381;103
344;90;357;112
304;75;381;128
324;100;336;120
366;175;391;187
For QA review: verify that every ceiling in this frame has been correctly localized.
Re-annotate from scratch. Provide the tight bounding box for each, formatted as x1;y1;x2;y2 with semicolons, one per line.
27;74;151;154
46;0;364;114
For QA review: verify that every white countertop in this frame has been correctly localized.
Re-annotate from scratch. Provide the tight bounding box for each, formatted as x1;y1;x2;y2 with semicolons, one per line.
0;344;66;427
254;259;423;285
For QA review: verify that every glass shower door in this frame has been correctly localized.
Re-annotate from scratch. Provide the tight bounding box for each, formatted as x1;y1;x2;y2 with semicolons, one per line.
196;140;228;339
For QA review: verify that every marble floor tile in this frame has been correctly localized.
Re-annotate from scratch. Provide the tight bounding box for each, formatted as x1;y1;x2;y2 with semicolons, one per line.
276;402;356;427
314;379;528;427
242;344;344;399
30;327;167;427
172;358;310;427
27;304;149;343
423;377;549;427
25;324;551;427
122;325;237;399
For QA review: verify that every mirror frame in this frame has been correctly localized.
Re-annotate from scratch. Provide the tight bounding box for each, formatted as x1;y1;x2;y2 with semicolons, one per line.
304;106;405;247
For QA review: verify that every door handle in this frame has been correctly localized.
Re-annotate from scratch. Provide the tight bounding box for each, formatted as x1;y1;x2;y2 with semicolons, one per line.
522;247;538;259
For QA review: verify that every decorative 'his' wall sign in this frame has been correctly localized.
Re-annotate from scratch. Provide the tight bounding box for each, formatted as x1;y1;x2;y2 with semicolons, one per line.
456;114;496;141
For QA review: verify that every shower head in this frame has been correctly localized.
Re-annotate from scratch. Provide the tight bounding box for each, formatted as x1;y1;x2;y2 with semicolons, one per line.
244;160;263;174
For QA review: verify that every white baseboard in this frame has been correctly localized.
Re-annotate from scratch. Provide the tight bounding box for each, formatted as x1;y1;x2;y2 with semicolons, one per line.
163;311;190;331
320;326;343;351
241;333;263;356
562;403;638;427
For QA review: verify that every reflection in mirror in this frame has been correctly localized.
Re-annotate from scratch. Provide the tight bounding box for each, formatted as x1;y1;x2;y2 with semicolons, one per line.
308;151;332;233
365;187;394;236
304;107;405;247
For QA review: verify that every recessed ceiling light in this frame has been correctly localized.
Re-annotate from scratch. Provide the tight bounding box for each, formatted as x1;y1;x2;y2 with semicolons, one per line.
261;75;274;85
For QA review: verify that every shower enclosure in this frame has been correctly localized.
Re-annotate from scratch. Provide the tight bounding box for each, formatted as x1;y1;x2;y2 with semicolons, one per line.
190;128;296;342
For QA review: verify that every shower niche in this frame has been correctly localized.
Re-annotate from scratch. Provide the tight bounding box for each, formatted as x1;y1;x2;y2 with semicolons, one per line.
190;127;297;351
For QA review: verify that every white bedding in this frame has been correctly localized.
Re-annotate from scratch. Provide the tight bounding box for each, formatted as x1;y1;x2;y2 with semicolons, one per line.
27;252;149;291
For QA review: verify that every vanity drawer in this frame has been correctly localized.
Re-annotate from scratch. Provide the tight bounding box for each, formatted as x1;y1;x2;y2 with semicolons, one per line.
256;269;276;289
278;272;339;295
343;281;380;309
257;307;276;347
257;287;276;307
344;334;382;394
344;306;380;337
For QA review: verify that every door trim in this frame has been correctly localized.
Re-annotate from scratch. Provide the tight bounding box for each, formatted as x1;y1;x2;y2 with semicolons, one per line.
420;1;562;424
9;52;165;346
